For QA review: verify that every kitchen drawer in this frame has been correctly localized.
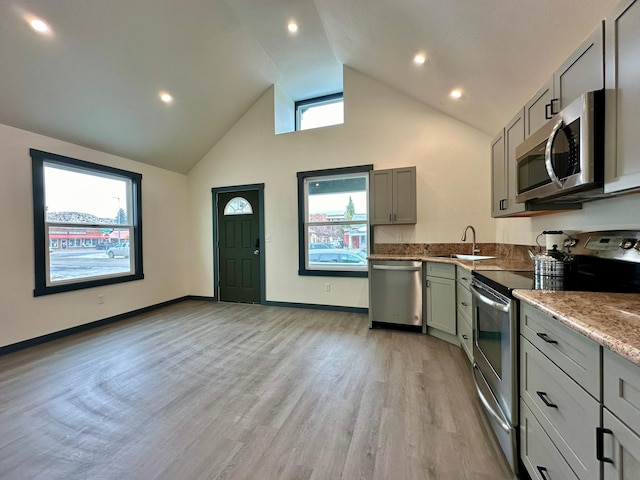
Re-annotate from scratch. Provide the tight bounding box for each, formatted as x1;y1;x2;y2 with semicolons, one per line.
457;311;472;362
456;281;472;319
425;262;455;280
520;302;600;398
456;266;472;290
520;399;579;480
604;348;640;436
521;337;600;480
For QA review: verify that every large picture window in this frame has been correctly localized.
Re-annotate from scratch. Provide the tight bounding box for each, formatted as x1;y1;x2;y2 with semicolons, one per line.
297;165;372;277
31;149;143;296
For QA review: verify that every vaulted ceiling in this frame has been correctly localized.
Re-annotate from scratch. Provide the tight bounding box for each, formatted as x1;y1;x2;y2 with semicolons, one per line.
0;0;618;173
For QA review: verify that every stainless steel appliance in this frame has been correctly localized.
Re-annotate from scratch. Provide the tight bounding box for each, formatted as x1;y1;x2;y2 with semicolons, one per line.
516;90;604;204
369;260;422;329
471;230;640;477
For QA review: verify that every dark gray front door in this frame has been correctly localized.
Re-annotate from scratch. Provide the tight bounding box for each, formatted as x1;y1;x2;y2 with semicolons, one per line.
217;190;260;303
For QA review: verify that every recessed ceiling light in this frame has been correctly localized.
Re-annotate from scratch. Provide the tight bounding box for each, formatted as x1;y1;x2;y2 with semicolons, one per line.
450;89;463;99
413;53;426;65
29;18;50;33
159;92;173;104
288;22;298;33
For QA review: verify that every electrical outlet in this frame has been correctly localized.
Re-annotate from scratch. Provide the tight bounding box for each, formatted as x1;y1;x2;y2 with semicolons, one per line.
325;283;331;292
98;294;104;304
396;233;403;241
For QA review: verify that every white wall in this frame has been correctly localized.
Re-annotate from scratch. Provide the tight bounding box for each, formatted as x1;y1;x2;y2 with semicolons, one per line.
0;123;189;348
187;67;495;308
497;191;640;245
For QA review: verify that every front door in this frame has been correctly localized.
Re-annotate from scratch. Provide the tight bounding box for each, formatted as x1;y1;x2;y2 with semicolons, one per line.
217;190;261;303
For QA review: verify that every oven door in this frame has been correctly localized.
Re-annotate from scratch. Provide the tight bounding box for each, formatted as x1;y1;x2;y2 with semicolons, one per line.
471;281;519;474
471;282;517;424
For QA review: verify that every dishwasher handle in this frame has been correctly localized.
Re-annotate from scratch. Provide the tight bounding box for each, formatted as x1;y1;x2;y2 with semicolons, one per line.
372;265;421;272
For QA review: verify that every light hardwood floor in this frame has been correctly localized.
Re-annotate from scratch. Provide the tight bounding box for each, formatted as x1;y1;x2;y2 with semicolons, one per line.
0;301;514;480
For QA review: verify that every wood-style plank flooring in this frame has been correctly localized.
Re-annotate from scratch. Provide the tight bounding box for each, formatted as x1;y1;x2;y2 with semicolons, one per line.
0;301;513;480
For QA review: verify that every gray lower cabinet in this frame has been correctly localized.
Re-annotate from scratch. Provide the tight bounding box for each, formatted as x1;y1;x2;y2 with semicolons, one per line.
519;303;600;480
455;266;473;362
520;399;580;480
370;167;417;225
602;348;640;479
605;0;640;194
425;262;456;342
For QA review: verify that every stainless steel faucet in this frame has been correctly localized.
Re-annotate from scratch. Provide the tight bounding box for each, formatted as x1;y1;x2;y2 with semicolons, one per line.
461;225;480;254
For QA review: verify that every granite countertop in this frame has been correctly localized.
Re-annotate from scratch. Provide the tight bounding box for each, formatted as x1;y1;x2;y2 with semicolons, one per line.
514;290;640;367
367;254;534;272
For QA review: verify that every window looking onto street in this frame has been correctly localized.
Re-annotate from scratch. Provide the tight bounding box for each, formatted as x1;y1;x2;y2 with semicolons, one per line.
31;149;143;296
297;165;372;277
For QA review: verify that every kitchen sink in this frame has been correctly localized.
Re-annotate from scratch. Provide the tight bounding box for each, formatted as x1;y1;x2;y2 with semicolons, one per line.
452;254;497;261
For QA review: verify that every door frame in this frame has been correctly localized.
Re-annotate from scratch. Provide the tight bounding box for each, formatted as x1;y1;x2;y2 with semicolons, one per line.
212;183;265;303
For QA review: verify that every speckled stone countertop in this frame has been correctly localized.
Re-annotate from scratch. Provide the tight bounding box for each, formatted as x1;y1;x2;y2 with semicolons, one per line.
367;254;535;272
514;290;640;367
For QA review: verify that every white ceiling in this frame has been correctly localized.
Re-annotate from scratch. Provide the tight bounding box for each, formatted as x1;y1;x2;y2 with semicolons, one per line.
0;0;618;173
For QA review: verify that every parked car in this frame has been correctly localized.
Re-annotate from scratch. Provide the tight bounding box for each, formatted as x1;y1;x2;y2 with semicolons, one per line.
106;242;129;258
309;243;335;250
308;249;367;267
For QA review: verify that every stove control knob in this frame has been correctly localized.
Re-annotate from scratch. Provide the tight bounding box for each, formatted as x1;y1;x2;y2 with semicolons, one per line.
620;239;635;249
634;240;640;252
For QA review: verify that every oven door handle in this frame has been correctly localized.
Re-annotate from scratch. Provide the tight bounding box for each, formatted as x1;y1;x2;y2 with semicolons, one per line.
472;363;511;433
470;285;509;313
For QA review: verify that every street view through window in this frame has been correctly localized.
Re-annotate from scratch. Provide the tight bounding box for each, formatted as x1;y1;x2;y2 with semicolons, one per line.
44;165;134;284
304;171;369;272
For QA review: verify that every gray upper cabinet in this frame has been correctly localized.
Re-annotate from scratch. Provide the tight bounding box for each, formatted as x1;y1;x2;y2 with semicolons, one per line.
524;79;554;139
492;110;526;217
554;22;605;109
524;22;604;140
370;167;416;225
605;0;640;194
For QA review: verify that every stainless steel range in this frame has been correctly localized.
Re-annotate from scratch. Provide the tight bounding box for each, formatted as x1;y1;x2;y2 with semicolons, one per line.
470;230;640;476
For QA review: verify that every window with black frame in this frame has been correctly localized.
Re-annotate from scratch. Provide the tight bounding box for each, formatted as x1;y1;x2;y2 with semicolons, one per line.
295;93;344;131
30;149;143;296
297;165;372;277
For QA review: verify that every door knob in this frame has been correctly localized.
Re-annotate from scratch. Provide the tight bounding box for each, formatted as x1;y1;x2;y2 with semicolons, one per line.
254;249;260;255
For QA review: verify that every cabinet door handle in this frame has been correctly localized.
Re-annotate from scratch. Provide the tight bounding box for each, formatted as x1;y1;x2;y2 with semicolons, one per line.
462;334;469;340
461;302;469;307
536;466;550;480
550;98;559;115
393;213;397;221
461;277;469;281
536;391;558;408
545;103;553;120
596;427;614;464
389;213;392;222
425;280;430;288
536;332;558;344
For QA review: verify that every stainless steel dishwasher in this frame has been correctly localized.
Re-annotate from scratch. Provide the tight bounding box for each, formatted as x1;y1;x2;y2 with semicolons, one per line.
369;260;423;328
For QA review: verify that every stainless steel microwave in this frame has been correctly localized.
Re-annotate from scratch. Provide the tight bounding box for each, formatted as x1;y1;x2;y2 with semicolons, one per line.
515;90;604;203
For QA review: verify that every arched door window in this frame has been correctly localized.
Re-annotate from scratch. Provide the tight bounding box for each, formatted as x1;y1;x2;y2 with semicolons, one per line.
223;196;253;215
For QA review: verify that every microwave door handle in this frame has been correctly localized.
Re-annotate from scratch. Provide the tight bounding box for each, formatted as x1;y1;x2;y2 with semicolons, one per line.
544;118;565;189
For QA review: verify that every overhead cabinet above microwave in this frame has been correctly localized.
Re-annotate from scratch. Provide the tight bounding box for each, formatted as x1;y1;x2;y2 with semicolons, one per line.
370;166;416;225
491;21;604;218
524;22;604;139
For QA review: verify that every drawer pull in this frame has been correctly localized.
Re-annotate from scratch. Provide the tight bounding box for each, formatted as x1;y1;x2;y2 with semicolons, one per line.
462;334;468;340
536;466;550;480
536;332;558;344
461;302;469;307
596;427;614;464
461;276;469;281
536;391;558;408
